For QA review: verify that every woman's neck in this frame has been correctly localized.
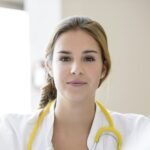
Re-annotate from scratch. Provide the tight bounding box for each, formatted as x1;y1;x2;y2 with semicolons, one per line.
54;97;96;134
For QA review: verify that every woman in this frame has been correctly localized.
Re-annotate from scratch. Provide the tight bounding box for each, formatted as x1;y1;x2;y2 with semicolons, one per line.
0;16;150;150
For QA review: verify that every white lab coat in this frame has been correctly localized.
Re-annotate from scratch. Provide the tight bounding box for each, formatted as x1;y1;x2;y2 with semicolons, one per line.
0;102;150;150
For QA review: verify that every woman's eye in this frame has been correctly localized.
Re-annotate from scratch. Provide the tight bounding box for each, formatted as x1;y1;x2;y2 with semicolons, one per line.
59;56;71;62
84;56;95;62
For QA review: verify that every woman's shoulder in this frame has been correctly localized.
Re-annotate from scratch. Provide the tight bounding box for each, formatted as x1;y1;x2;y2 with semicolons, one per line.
0;109;43;134
110;110;150;128
0;110;42;149
109;110;150;149
0;109;42;128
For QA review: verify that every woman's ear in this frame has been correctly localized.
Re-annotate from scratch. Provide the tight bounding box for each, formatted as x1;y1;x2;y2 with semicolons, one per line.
100;63;107;79
45;60;53;77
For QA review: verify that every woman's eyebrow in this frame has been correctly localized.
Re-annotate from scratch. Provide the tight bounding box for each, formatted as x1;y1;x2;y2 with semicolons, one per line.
57;50;99;54
83;50;98;54
57;50;71;54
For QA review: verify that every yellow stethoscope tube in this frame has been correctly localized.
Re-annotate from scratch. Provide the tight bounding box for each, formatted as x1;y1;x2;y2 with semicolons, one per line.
95;101;122;150
27;100;122;150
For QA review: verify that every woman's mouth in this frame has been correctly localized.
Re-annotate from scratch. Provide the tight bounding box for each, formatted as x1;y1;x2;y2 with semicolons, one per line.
66;80;87;86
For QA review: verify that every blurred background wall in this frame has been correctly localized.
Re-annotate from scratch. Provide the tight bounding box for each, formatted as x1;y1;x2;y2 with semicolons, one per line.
0;0;31;114
0;0;150;115
25;0;150;115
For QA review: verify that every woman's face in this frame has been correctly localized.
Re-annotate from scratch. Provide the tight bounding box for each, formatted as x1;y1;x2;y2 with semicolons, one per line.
48;29;106;102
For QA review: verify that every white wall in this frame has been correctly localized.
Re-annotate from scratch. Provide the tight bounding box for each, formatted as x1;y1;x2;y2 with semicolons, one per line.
61;0;150;115
25;0;62;110
0;7;31;114
26;0;150;115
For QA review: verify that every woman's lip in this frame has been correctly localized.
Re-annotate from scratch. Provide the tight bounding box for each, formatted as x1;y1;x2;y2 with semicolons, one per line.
67;81;87;85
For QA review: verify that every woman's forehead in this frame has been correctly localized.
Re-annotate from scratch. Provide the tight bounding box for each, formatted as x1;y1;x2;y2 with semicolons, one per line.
53;29;100;54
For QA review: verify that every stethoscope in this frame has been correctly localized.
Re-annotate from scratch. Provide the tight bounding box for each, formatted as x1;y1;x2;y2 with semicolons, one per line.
27;100;122;150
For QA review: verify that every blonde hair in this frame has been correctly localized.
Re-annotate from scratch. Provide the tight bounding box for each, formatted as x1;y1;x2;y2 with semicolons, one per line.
39;16;111;108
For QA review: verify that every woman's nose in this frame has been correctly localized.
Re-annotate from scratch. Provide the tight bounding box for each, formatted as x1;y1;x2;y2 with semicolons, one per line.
70;61;84;75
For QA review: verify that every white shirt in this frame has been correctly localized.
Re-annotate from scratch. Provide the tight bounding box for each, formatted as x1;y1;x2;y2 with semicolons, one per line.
0;102;150;150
